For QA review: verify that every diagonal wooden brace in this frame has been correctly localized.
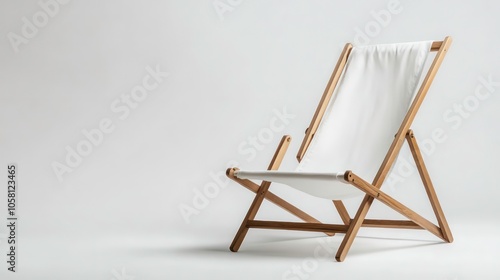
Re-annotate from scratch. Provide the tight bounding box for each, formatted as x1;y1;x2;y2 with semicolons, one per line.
344;171;446;241
405;130;453;242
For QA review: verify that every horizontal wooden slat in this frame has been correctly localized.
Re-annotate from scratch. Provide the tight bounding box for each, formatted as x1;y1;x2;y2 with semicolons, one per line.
361;219;423;229
431;41;443;51
247;220;349;233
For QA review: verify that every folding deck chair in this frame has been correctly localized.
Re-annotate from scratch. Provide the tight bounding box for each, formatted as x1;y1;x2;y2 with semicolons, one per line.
226;36;453;261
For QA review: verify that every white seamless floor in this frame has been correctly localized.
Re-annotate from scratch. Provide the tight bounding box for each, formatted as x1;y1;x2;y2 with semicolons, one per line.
0;221;498;280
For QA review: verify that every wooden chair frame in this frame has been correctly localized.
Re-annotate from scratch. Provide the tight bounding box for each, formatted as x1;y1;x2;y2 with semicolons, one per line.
226;36;453;261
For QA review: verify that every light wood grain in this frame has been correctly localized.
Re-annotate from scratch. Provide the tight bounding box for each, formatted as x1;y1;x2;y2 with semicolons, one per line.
296;43;352;162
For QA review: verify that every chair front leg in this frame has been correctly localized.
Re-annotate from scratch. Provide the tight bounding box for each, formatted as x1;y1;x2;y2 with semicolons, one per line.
229;135;291;252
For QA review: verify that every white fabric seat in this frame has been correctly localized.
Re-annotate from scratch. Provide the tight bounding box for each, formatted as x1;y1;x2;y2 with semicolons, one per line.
234;41;432;200
235;170;360;199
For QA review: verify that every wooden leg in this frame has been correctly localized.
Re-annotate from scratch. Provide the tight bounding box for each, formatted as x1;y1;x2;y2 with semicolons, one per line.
335;195;374;261
230;135;291;252
230;180;272;251
406;130;453;242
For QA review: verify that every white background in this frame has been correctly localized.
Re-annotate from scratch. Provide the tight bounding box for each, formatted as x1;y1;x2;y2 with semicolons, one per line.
0;0;499;279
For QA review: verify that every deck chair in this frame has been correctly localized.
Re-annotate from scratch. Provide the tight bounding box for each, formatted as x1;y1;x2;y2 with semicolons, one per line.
226;36;453;262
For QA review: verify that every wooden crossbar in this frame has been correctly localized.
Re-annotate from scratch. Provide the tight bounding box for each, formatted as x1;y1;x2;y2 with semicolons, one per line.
247;221;349;233
361;219;422;229
248;220;422;231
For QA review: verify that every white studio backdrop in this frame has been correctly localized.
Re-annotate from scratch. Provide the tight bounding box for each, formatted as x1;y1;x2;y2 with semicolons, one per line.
0;0;499;279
